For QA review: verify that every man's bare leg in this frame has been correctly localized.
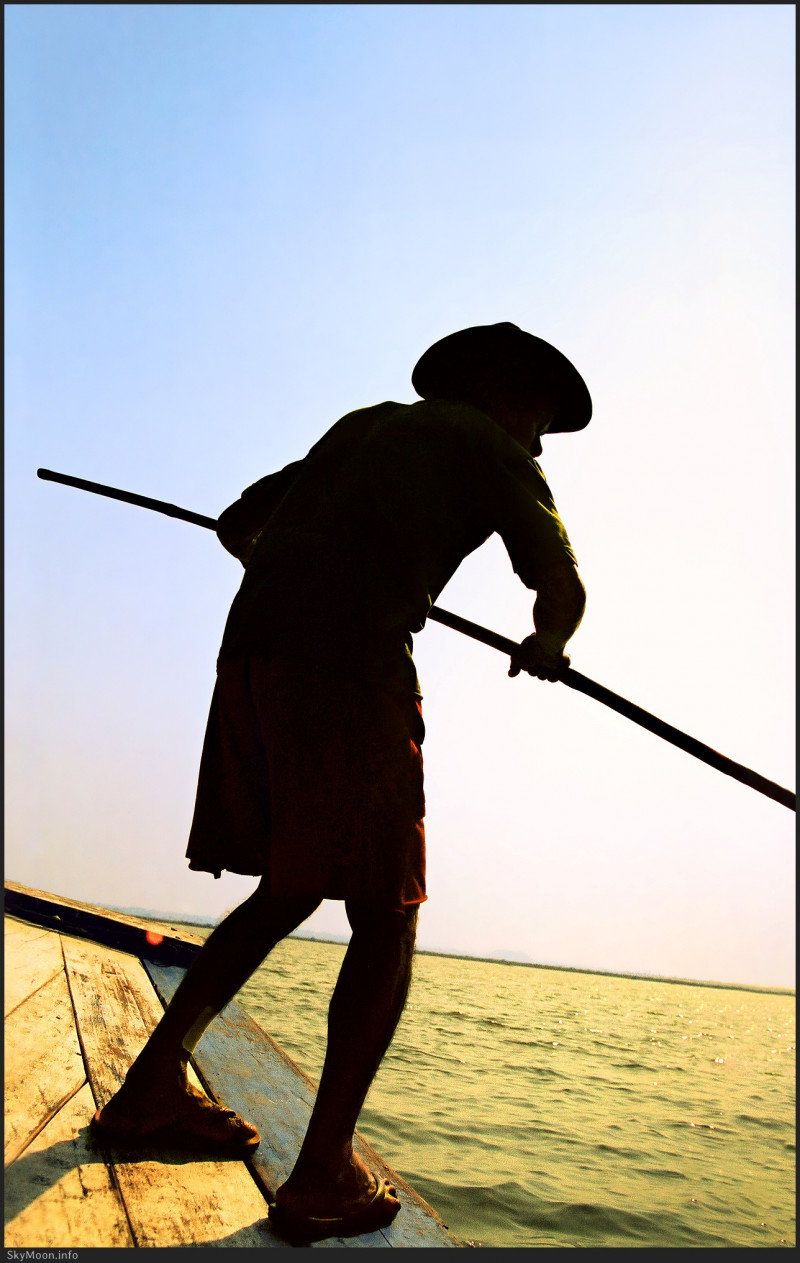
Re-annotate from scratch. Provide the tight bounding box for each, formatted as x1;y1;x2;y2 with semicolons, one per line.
95;878;320;1138
275;899;419;1219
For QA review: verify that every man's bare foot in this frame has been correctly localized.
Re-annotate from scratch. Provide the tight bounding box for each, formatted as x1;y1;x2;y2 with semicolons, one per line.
91;1060;260;1154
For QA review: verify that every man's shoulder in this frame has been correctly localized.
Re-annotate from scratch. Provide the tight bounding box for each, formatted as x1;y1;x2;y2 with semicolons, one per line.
362;397;506;442
306;399;521;478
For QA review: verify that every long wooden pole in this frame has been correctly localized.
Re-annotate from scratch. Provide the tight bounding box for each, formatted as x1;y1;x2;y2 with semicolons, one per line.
37;467;219;530
37;467;796;813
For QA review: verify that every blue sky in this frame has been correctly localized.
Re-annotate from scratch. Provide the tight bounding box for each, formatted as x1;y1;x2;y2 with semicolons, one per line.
6;4;795;985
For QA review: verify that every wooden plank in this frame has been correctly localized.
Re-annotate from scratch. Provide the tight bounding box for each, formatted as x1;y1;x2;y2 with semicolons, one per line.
61;934;282;1248
102;1152;278;1249
61;934;166;1108
4;971;86;1167
4;917;66;1017
4;1083;134;1248
5;881;207;947
146;963;460;1249
5;883;201;968
4;915;55;947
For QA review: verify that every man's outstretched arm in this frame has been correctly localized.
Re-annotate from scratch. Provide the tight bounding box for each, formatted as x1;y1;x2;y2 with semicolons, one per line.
509;562;586;682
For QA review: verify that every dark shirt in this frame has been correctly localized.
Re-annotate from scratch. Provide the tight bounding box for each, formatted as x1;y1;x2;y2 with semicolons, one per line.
215;399;577;693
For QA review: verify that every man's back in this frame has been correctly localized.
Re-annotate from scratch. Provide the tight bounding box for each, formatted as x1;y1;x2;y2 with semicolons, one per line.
217;398;576;671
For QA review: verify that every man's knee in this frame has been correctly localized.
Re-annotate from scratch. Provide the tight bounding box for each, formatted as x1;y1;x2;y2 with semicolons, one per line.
247;880;321;933
345;899;419;942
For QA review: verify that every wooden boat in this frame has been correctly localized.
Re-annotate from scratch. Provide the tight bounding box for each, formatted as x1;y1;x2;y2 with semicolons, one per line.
4;881;462;1248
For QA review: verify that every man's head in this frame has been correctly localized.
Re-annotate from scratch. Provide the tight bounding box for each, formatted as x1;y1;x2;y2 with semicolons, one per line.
411;322;591;453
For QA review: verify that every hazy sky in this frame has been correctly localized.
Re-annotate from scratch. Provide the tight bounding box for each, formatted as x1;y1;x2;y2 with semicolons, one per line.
6;4;795;987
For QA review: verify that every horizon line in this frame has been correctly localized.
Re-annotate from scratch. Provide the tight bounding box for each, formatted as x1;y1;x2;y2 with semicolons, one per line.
114;905;793;997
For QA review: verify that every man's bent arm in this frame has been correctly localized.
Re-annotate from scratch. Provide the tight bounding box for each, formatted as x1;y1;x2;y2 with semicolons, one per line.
510;563;586;681
217;461;303;565
533;562;586;652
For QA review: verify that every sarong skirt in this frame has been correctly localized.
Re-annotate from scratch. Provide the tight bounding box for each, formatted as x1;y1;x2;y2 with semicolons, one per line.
186;656;426;907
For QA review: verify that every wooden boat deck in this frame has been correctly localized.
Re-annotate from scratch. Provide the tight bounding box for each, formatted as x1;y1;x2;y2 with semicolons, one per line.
4;882;461;1248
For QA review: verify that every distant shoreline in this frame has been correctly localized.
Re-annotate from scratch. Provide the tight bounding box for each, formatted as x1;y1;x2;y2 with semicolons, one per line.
112;905;794;997
291;935;796;996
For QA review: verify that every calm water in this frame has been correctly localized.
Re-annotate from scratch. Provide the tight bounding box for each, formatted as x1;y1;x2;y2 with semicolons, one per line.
229;936;794;1248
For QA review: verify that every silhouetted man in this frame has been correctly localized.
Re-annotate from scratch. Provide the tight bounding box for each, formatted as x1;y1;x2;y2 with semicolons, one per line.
93;322;590;1242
